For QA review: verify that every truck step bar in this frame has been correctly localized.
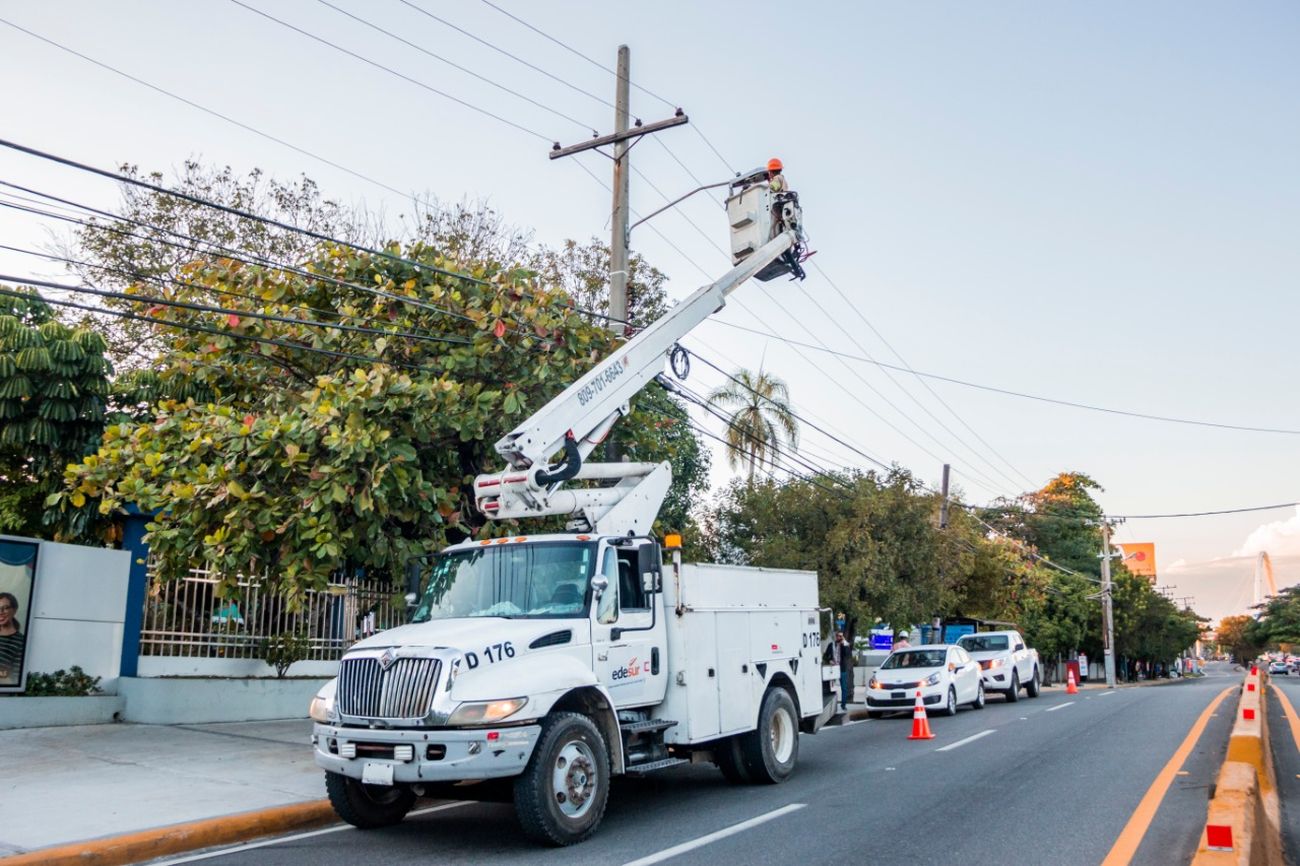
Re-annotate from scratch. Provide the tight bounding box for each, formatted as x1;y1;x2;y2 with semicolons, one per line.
622;757;690;775
619;718;679;735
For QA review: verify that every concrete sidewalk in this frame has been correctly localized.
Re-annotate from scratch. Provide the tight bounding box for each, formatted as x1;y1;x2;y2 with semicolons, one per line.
0;719;321;857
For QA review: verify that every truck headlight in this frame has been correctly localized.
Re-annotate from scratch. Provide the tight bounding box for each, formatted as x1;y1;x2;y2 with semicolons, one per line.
309;680;337;723
925;673;941;686
986;658;1003;670
447;697;528;726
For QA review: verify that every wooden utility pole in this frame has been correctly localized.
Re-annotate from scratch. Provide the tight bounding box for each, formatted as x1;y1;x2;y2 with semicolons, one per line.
608;45;631;334
548;46;689;334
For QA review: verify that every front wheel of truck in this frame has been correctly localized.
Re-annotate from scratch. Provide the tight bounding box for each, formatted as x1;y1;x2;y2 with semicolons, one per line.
513;712;610;846
324;771;416;829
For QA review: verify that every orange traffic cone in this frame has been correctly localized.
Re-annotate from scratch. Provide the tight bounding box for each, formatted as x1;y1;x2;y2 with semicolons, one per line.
1066;668;1079;695
908;689;935;740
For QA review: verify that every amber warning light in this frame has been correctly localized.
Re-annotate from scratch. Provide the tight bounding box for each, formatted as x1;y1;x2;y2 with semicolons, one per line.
663;533;683;550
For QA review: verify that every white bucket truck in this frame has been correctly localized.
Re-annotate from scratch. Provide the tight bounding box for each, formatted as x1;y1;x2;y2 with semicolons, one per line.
310;171;835;845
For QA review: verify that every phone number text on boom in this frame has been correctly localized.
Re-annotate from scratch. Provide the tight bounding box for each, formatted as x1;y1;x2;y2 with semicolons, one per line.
577;360;626;407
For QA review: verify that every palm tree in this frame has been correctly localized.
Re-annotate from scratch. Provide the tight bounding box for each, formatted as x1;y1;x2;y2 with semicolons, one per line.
706;367;799;483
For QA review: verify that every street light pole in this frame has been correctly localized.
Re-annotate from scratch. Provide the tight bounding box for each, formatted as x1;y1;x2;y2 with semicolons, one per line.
1100;521;1117;688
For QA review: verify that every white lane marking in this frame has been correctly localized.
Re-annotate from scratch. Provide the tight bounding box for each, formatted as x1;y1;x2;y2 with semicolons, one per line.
935;729;996;752
1098;689;1117;696
1046;701;1075;712
620;803;806;866
149;802;470;865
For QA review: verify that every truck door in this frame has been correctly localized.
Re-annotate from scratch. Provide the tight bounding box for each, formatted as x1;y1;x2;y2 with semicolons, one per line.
592;543;668;709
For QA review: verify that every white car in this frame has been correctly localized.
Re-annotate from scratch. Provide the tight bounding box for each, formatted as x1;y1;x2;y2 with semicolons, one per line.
866;644;985;718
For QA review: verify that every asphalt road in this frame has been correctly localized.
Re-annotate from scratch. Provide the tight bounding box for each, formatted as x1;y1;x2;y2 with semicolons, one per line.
1267;671;1300;864
152;664;1246;866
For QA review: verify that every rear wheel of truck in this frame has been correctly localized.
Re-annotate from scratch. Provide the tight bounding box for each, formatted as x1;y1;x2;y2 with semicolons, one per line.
714;734;753;784
513;712;610;846
1026;667;1041;697
740;687;799;784
324;771;416;829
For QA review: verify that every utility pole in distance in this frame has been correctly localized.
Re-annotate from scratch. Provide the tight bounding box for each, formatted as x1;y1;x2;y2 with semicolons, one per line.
1099;520;1118;689
548;45;689;335
939;463;951;529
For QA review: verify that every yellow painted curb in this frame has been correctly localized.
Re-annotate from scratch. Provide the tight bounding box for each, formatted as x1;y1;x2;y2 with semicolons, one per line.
0;799;335;866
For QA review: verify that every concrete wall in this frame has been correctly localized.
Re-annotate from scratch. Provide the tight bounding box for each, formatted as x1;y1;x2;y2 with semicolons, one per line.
118;676;331;724
0;695;125;729
1;536;131;693
137;656;340;679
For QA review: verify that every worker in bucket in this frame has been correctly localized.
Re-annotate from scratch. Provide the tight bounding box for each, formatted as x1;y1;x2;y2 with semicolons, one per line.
765;157;807;280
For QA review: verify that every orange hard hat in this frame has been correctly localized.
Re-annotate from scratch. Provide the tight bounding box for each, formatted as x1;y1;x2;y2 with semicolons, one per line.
767;157;783;172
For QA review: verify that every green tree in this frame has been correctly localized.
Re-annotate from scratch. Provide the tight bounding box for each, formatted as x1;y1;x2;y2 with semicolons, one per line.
1250;586;1300;650
47;240;678;606
705;367;798;483
1218;614;1260;662
60;161;368;369
532;238;668;329
984;472;1104;576
0;293;112;541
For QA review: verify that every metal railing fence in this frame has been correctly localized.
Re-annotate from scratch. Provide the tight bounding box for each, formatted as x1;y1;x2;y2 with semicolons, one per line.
139;562;403;660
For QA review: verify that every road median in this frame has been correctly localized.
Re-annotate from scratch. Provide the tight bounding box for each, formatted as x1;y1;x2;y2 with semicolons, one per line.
0;799;336;866
1190;667;1283;866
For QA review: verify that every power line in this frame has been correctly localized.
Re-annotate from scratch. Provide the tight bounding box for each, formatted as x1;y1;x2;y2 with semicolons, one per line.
0;260;472;349
0;186;522;339
792;277;1029;493
475;0;737;176
394;0;617;111
1111;502;1300;520
0;15;422;206
808;261;1037;488
227;0;554;143
0;282;436;373
312;0;598;133
703;317;1300;436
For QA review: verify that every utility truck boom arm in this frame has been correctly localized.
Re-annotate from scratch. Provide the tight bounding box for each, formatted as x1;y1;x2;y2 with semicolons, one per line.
474;230;798;534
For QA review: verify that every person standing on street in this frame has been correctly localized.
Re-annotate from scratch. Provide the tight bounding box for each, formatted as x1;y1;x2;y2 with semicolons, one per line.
894;630;911;650
825;630;852;710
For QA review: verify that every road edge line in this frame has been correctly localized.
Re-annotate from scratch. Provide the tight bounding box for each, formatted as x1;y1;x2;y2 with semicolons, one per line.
0;799;336;866
1099;685;1234;866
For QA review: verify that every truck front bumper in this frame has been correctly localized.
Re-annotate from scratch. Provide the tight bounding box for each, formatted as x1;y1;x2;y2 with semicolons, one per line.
313;722;541;783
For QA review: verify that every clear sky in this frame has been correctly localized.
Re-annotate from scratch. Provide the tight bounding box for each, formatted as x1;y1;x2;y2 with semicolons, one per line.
1;1;1297;623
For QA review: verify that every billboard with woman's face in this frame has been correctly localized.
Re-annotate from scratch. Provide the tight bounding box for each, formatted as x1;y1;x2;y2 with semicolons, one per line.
0;539;39;691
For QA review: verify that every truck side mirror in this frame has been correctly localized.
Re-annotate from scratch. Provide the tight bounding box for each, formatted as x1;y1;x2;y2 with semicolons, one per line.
638;543;662;592
590;574;609;598
404;558;423;607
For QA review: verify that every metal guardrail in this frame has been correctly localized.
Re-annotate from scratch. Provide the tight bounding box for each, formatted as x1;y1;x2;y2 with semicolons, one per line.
139;563;403;660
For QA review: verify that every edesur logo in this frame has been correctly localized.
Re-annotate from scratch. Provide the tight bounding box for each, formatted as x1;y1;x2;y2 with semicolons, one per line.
610;657;642;680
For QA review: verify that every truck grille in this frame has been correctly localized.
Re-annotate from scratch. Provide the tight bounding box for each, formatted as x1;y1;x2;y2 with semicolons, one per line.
337;656;440;719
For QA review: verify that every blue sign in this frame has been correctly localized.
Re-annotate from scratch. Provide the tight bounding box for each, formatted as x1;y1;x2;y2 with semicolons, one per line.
943;623;976;644
871;633;893;651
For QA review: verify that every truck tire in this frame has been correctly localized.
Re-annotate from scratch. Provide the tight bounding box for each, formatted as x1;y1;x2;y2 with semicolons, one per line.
1026;667;1041;697
513;712;610;846
739;687;799;784
714;735;753;784
1005;670;1020;702
324;771;416;829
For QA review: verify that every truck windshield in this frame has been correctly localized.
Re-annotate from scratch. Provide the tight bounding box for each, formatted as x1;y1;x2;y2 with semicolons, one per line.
410;541;597;623
959;635;1009;652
